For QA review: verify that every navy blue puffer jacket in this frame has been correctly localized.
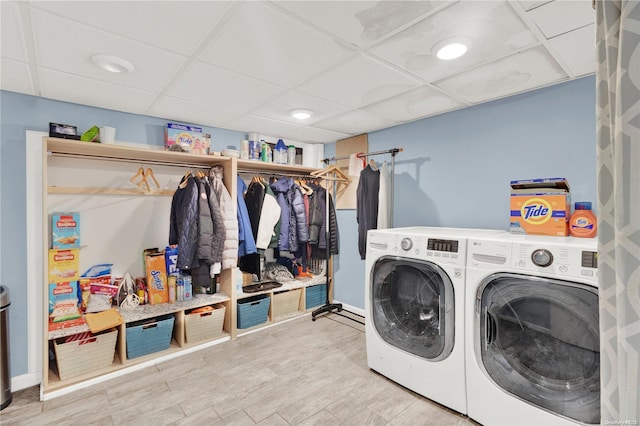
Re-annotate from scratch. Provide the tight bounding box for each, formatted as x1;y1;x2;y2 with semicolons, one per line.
270;177;308;252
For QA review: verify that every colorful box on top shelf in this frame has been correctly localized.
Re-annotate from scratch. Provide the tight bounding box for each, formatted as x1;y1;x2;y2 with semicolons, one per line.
164;122;202;153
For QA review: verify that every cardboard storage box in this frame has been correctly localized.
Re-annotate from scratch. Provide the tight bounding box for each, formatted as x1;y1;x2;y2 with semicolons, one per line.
305;284;326;310
53;328;117;381
164;122;202;153
184;305;226;343
126;315;175;359
237;294;270;329
510;178;570;236
272;288;302;320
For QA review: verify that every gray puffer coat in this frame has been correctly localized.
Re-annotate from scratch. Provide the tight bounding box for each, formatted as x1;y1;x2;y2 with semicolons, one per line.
209;166;238;270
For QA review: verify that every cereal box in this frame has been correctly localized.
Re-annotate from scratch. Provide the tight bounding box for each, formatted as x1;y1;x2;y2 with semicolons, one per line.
165;122;202;153
51;213;80;249
145;251;168;304
48;281;79;315
510;178;571;236
48;249;80;283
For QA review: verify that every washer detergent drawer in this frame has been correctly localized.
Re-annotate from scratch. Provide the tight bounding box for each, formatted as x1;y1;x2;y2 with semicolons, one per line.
478;274;600;424
370;257;454;361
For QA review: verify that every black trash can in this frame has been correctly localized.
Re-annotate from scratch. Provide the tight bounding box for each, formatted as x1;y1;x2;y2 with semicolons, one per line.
1;285;11;410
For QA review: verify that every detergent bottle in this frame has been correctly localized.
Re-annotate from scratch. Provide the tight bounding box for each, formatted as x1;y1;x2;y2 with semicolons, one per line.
569;202;597;238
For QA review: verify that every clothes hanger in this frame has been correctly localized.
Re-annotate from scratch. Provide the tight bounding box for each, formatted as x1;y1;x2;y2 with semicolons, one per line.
178;169;193;189
144;168;160;191
311;164;351;182
130;166;150;192
369;159;379;171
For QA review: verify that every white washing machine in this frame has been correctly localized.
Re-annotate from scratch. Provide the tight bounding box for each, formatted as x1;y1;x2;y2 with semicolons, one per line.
365;226;501;415
465;233;600;425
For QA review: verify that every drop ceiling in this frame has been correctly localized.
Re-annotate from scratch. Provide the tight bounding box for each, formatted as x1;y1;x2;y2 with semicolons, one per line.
1;0;595;144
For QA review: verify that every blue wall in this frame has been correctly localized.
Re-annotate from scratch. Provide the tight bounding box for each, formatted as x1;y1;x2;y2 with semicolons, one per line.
0;75;595;378
332;76;597;310
0;90;244;378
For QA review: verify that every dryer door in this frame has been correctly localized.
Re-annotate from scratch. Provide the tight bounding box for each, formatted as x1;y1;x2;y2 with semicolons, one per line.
477;273;599;424
371;256;454;361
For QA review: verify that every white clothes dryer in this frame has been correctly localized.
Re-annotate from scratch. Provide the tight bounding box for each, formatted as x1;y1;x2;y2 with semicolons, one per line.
365;227;501;415
465;233;600;425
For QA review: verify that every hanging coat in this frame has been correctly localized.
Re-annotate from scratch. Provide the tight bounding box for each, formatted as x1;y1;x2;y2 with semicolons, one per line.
244;180;265;240
169;175;199;270
197;178;225;274
237;176;257;257
256;192;281;250
209;165;238;270
270;177;308;252
357;165;380;260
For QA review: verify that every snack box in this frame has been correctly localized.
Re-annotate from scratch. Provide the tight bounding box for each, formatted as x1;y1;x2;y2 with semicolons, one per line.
48;281;79;315
510;177;570;236
145;251;168;305
165;122;202;153
51;213;80;249
48;248;80;283
165;246;178;276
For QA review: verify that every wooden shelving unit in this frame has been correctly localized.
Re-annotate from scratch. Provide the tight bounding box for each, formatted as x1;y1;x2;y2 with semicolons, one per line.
41;137;330;399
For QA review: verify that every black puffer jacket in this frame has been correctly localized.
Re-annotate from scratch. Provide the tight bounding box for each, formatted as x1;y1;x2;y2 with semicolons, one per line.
308;189;323;245
169;175;199;270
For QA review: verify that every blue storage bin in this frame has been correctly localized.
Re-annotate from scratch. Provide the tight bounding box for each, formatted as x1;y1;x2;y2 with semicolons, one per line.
306;284;327;309
126;315;175;359
237;294;270;329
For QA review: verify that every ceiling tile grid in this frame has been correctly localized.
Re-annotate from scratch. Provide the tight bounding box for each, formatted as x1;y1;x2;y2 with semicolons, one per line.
0;0;596;144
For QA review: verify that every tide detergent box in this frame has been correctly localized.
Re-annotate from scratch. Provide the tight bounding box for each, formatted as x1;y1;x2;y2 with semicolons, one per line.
165;122;202;153
145;251;168;305
510;178;570;236
51;213;80;249
48;249;80;283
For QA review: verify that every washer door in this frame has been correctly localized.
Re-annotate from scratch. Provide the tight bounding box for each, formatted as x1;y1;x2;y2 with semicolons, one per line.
477;273;599;424
371;256;454;361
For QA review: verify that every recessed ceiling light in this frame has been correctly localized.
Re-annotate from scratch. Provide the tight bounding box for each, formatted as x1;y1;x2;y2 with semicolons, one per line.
290;109;314;120
91;54;136;74
433;37;472;61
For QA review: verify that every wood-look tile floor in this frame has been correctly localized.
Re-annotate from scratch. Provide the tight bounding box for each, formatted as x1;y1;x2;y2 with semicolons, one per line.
1;313;478;425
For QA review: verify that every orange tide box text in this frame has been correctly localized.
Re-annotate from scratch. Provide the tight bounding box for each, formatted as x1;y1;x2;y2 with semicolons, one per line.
510;178;570;236
48;248;80;283
145;252;168;304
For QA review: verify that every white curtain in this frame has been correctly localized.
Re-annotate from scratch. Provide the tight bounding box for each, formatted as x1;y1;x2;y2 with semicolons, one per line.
596;0;640;423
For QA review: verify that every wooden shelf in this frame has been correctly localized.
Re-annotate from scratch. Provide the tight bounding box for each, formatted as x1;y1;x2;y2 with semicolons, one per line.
237;158;320;175
46;137;231;168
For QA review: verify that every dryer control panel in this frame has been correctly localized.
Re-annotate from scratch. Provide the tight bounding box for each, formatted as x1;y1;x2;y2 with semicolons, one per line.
511;242;598;284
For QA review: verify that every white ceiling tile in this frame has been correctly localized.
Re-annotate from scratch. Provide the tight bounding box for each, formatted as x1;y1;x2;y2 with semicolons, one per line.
526;0;595;39
273;1;442;47
167;61;285;113
1;59;34;95
39;68;156;115
313;109;398;135
30;1;233;55
1;1;28;61
198;2;353;87
369;1;539;83
224;114;303;139
434;45;568;103
297;54;422;108
31;9;187;93
250;91;351;125
517;0;553;12
146;96;243;130
280;126;351;144
549;24;595;77
362;85;465;122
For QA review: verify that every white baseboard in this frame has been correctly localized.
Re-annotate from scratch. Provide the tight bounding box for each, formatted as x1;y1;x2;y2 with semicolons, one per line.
12;372;41;392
